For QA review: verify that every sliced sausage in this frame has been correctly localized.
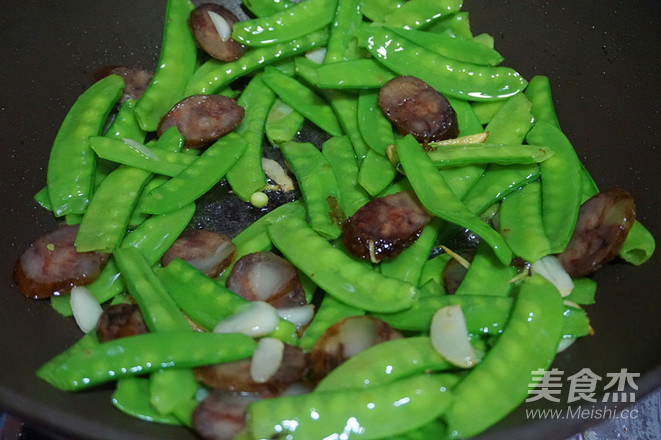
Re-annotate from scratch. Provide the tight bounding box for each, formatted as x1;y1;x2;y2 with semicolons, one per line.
96;303;148;343
157;94;244;149
342;191;432;262
557;189;636;277
93;66;153;102
189;4;246;62
310;315;402;383
192;390;262;440
378;75;459;143
161;229;236;278
13;225;110;300
226;252;307;309
195;343;309;395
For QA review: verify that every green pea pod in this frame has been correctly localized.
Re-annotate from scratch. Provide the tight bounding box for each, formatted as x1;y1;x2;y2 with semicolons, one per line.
47;74;124;217
298;294;365;352
526;121;583;253
36;332;256;391
454;241;517;296
447;96;484;137
89;137;195;177
484;91;535;144
619;220;656;266
232;0;337;46
565;277;597;305
111;377;181;425
525;75;561;128
226;74;276;201
425;11;472;39
357;90;395;156
359;0;402;22
383;0;461;29
427;143;553;168
359;26;527;101
444;274;564;439
268;214;417;313
242;0;294;17
325;90;370;159
265;99;305;144
103;99;146;142
185;30;329;95
561;305;591;338
397;134;512;265
325;0;363;63
140;133;246;214
315;59;396;89
419;253;451;287
134;0;197;131
262;67;344;137
471;100;505;125
358;149;398;197
499;180;553;263
280;141;343;239
390;27;503;66
322;136;370;217
248;373;455;439
316;337;451;392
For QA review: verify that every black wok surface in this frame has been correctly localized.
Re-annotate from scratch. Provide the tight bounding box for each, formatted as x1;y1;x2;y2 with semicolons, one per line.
1;1;659;439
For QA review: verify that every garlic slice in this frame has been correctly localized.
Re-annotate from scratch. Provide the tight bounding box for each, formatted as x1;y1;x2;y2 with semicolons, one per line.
213;301;280;337
207;10;232;42
277;304;315;329
531;255;574;297
250;337;285;383
262;158;295;192
70;286;103;333
430;305;477;368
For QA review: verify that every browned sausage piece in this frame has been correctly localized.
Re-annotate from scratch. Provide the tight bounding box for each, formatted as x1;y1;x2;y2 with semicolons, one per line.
96;303;148;343
310;316;402;383
189;4;246;62
378;75;459;143
192;390;262;440
226;252;307;308
157;94;245;149
93;66;153;103
342;191;432;262
557;189;636;277
195;343;309;395
13;225;110;300
161;229;236;278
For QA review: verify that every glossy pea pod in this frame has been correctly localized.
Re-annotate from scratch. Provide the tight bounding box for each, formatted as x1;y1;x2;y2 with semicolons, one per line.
298;294;365;352
471;100;505;125
112;377;180;425
114;247;198;416
185;30;329;95
390;27;504;67
499;180;553;263
424;10;472;38
36;332;256;392
357;149;398;197
565;277;597;305
383;0;461;29
316;336;452;392
139;133;246;215
134;0;197;131
359;26;527;101
47;74;124;217
454;241;517;297
526;121;583;253
265;99;305;144
155;259;299;345
359;0;402;22
444;274;564;439
357;90;395;156
324;0;364;63
279;141;343;239
315;58;396;89
248;373;455;439
268;214;417;313
226;74;276;201
524;75;562;128
397;134;512;265
262;66;344;137
427;143;553;168
322;136;370;217
419;253;451;287
232;0;337;46
241;0;294;17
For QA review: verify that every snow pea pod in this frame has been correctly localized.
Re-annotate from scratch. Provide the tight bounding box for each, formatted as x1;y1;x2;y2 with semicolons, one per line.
47;74;124;217
524;75;561;128
357;90;395;156
390;27;503;66
397;134;512;265
242;0;294;17
427;143;553;167
315;59;396;89
561;305;591;338
419;253;451;287
232;0;337;46
88;137;195;177
325;0;363;63
280;141;343;239
445;274;564;439
383;0;461;29
454;241;517;297
316;337;451;392
140;133;246;215
471;100;505;125
265;99;305;144
36;332;256;391
526;121;583;253
565;277;597;305
358;150;397;197
134;0;197;131
226;74;276;201
268;215;417;313
262;66;344;137
112;377;180;425
322;136;370;217
359;0;402;22
359;26;527;101
103;99;146;142
500;180;552;263
185;30;329;95
425;11;472;39
298;294;364;352
248;373;455;439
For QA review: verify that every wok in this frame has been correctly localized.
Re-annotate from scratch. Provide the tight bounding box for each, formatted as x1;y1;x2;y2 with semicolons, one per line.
1;1;659;439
